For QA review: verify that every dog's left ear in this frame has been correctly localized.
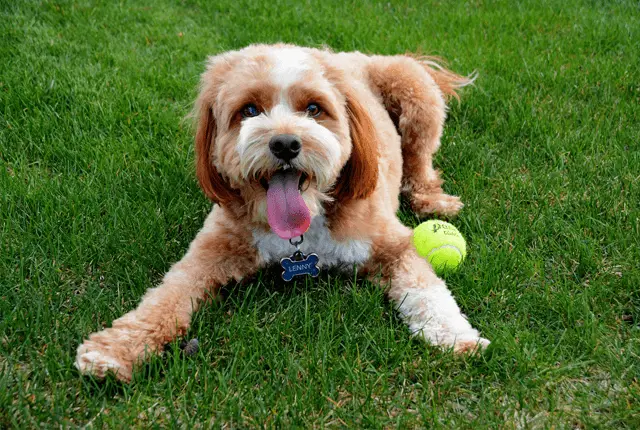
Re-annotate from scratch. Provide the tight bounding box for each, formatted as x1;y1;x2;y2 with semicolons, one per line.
332;88;380;203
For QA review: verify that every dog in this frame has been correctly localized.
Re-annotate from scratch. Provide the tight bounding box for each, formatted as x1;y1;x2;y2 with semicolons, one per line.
75;44;489;382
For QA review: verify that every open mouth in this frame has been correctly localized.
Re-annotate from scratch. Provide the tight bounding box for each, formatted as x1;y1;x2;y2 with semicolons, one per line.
260;168;308;192
263;167;311;240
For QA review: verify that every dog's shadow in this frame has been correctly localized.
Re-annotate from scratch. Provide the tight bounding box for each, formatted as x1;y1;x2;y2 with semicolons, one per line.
214;261;377;303
165;264;396;359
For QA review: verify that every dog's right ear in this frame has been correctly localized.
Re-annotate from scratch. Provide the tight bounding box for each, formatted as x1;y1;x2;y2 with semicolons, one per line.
194;98;240;205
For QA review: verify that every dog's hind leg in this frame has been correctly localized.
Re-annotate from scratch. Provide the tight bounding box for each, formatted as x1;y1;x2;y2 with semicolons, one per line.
367;55;473;217
75;207;258;382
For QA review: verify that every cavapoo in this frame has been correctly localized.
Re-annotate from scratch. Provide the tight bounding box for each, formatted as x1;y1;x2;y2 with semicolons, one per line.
76;44;489;381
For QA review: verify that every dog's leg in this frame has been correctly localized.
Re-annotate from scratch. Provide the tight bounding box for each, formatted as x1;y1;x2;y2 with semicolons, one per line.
75;207;258;381
367;56;469;217
367;221;489;353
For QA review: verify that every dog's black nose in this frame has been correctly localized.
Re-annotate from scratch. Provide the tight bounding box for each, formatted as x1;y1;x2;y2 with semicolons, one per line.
269;134;301;161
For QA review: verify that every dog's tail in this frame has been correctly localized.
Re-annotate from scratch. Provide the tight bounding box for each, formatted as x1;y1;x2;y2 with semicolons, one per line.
412;56;477;101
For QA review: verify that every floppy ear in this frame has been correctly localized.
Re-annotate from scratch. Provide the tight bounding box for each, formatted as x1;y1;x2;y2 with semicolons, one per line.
194;101;240;205
332;89;380;203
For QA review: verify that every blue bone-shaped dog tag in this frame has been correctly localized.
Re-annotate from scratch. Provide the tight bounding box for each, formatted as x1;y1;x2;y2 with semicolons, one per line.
280;253;320;282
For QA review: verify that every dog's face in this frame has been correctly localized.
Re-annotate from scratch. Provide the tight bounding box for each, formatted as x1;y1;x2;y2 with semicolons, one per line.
194;45;379;239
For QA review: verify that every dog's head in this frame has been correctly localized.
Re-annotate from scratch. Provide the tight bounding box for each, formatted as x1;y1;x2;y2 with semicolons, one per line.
194;45;379;239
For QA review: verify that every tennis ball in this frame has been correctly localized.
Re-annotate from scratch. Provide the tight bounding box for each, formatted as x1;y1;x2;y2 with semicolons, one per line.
413;220;467;273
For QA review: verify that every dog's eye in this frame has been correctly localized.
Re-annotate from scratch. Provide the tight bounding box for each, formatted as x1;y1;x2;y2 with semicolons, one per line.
241;104;260;118
305;103;322;118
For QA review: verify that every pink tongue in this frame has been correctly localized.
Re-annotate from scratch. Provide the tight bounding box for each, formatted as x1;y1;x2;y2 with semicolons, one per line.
266;170;311;239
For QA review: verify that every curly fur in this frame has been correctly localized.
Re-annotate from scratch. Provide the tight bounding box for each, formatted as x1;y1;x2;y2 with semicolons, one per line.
76;44;488;382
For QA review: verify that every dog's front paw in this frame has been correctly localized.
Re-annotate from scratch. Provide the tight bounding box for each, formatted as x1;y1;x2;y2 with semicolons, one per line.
413;326;490;355
75;340;133;382
411;192;464;217
451;336;490;354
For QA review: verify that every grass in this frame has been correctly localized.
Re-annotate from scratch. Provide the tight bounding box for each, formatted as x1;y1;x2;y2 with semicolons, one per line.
1;0;639;427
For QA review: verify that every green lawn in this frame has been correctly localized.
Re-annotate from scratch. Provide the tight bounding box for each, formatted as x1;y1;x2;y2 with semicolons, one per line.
2;0;639;427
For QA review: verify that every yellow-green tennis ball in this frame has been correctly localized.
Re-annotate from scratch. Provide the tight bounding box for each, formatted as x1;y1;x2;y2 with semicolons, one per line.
413;220;467;274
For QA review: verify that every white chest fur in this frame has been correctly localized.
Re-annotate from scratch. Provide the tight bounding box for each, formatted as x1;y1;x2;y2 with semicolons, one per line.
252;216;372;269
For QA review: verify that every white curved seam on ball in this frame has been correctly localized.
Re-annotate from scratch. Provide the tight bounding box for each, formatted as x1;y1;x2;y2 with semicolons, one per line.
426;244;463;260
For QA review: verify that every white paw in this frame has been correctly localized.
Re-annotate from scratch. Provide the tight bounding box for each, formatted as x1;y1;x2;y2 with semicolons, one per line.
451;335;490;354
394;285;489;355
75;345;132;382
414;328;490;354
